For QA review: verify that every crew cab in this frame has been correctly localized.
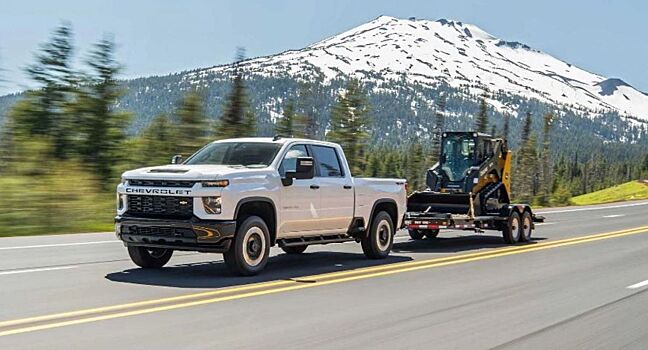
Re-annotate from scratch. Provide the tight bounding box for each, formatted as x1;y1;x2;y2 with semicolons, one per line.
116;137;407;275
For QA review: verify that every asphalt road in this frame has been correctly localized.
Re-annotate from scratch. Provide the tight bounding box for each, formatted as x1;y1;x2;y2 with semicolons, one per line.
1;200;648;349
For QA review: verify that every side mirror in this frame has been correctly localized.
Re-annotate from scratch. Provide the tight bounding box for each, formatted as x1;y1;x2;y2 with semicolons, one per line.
171;155;183;164
282;157;315;186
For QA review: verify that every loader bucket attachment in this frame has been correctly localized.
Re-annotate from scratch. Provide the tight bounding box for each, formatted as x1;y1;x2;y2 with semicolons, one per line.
407;192;472;215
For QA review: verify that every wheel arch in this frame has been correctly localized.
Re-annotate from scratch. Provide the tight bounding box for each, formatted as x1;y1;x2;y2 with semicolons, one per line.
234;197;278;245
368;199;398;236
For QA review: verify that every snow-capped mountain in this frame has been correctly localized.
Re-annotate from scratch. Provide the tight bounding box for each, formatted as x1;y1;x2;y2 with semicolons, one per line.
190;15;648;122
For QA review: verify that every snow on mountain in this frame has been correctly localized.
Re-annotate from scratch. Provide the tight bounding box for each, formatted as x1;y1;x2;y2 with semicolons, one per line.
189;15;648;122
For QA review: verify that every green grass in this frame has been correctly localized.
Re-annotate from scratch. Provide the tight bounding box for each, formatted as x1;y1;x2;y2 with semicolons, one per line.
571;180;648;206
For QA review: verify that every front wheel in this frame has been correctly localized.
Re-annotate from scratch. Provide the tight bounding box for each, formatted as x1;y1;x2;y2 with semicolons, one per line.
362;211;394;259
502;211;521;244
224;216;271;276
127;246;173;268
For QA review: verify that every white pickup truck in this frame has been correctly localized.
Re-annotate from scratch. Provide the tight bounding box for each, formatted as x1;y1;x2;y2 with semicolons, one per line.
116;137;407;275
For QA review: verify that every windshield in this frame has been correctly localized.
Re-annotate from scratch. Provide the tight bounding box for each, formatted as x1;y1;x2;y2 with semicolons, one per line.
441;135;476;182
184;142;282;167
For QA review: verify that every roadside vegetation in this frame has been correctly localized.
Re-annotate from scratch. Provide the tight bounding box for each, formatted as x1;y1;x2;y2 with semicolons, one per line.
0;24;646;236
570;180;648;206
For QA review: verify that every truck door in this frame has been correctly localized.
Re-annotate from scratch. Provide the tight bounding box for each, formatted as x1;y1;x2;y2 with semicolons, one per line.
310;145;354;233
278;144;322;236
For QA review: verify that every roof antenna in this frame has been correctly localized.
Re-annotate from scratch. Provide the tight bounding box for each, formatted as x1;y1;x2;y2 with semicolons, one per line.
273;135;282;141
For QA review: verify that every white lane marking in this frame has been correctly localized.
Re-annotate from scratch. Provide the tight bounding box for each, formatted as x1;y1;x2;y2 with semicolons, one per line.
0;240;118;251
603;214;625;218
0;265;78;276
538;201;648;214
627;280;648;289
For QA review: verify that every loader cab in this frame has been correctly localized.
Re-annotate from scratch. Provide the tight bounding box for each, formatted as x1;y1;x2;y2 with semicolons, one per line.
436;132;492;190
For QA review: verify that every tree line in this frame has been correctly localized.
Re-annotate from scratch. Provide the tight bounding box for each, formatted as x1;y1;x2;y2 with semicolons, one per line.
0;24;646;235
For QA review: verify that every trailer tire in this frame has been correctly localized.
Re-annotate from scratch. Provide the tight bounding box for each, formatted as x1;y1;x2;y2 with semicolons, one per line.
425;229;440;239
281;245;307;254
224;216;270;276
362;211;394;259
519;211;533;242
408;229;426;240
127;247;173;268
502;211;521;244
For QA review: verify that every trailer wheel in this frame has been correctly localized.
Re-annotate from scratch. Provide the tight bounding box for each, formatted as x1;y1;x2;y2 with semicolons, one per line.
425;229;440;239
224;216;270;276
519;211;533;242
127;247;173;268
281;245;307;254
408;229;426;240
502;211;521;244
362;211;394;259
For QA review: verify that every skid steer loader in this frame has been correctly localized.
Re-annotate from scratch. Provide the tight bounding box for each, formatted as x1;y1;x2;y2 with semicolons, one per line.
405;132;543;244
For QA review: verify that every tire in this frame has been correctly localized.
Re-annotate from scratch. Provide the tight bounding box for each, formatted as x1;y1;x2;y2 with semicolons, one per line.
519;211;533;242
362;211;394;259
502;211;521;244
408;229;426;240
127;246;173;268
425;229;440;239
224;216;271;276
281;245;307;254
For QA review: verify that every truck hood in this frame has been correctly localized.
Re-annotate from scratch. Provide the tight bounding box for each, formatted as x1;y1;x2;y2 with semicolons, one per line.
121;164;272;181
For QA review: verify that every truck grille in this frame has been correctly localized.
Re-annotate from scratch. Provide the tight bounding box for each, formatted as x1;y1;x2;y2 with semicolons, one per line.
128;179;195;188
127;195;193;219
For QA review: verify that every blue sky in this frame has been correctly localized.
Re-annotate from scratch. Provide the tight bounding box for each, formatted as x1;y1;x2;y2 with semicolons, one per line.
0;0;646;95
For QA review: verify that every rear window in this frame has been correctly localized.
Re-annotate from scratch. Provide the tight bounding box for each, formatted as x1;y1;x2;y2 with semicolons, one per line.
311;145;343;177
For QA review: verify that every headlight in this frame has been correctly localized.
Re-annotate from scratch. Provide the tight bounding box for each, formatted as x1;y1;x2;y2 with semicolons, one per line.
202;180;229;187
117;194;126;210
202;196;222;214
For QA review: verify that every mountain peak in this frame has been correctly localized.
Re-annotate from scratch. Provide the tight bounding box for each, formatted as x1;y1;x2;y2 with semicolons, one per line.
197;16;648;121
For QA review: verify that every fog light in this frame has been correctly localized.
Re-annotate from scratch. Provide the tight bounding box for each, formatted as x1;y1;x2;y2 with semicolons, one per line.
202;196;222;214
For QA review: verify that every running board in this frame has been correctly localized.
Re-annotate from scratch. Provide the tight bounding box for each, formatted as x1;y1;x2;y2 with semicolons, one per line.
278;234;356;247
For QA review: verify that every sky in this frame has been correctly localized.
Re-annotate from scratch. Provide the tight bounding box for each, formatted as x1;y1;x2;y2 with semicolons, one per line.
0;0;646;95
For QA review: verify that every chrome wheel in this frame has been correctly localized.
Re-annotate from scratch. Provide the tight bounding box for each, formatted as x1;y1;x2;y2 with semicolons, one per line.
376;219;393;252
242;226;266;267
510;216;521;241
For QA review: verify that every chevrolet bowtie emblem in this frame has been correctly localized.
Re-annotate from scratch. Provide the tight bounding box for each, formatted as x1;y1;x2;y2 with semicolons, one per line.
179;200;188;205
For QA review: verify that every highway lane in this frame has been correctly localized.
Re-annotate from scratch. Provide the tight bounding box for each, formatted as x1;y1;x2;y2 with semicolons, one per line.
0;200;647;349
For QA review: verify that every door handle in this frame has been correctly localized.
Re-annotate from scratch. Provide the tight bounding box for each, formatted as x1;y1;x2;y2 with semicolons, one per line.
310;184;320;190
343;185;352;189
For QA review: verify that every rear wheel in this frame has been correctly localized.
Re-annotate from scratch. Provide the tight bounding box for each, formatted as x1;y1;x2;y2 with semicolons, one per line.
127;246;173;268
502;211;521;244
408;229;426;240
224;216;270;276
425;229;440;239
281;245;307;254
519;211;533;242
362;211;394;259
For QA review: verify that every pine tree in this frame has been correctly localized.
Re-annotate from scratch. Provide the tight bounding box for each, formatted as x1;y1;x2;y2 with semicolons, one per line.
174;90;208;157
503;113;510;141
78;37;130;184
13;23;78;158
215;48;254;139
406;143;425;191
539;112;554;205
295;77;323;139
475;90;489;133
136;113;177;166
431;93;446;160
515;111;537;202
276;98;296;137
327;79;370;175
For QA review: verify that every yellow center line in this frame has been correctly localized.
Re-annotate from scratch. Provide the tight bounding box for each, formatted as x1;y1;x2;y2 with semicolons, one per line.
0;225;647;337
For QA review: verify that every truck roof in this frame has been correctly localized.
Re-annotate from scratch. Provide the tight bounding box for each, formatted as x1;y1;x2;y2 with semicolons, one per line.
209;137;340;147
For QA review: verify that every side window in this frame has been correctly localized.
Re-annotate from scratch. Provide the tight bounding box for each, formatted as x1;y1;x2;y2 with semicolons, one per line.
279;145;308;176
311;145;343;177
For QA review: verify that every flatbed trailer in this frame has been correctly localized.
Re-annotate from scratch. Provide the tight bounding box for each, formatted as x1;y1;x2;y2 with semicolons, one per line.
404;199;545;243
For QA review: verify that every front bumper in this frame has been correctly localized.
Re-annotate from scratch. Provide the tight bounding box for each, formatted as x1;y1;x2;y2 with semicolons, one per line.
115;216;236;253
